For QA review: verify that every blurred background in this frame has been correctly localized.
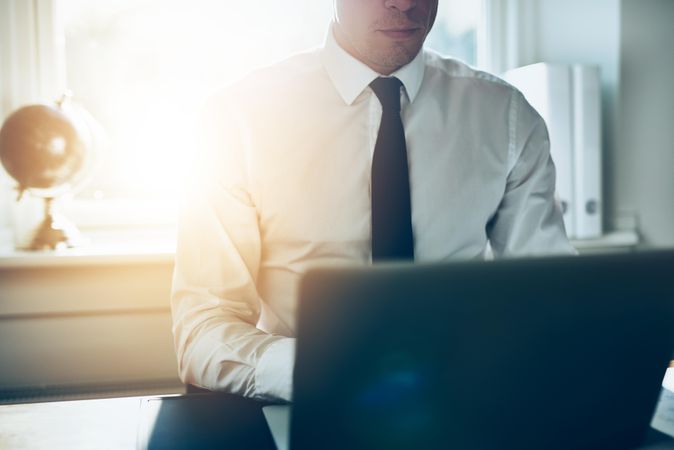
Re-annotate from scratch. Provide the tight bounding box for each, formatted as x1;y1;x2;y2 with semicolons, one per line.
0;0;672;403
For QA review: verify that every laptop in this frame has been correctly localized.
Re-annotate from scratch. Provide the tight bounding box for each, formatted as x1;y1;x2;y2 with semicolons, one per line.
265;250;674;450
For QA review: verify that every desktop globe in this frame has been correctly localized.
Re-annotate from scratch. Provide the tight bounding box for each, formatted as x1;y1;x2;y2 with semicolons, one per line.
0;95;96;250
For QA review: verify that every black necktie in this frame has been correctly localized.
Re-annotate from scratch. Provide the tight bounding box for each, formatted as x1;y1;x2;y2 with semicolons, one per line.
370;77;414;262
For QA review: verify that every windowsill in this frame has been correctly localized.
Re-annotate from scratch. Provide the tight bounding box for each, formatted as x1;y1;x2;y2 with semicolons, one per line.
0;227;176;269
570;230;640;251
0;227;640;269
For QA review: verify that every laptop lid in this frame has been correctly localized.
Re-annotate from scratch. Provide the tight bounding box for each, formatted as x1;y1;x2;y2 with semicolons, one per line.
291;251;674;450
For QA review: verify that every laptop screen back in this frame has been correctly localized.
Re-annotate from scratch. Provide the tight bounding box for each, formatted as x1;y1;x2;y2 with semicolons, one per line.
291;251;674;450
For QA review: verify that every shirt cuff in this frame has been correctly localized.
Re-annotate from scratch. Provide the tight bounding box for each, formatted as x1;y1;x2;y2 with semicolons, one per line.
255;337;296;402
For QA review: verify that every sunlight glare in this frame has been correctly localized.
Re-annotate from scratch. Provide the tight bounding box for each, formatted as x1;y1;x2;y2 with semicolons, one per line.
59;0;477;202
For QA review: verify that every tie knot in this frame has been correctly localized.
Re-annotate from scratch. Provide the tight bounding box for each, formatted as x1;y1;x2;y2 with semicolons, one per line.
370;77;402;112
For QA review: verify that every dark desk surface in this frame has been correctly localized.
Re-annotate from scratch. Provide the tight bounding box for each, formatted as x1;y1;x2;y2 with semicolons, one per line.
1;392;673;450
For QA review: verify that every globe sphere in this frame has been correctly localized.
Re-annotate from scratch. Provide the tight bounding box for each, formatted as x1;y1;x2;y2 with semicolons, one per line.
0;103;89;198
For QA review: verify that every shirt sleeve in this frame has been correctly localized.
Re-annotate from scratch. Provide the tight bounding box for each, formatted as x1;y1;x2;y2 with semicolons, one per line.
171;95;295;402
487;90;578;257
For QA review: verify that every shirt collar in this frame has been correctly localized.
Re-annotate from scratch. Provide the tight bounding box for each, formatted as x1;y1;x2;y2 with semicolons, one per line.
321;22;425;106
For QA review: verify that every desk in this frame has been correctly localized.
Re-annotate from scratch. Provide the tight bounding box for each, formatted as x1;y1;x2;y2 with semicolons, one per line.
0;396;143;449
0;393;275;450
1;392;673;450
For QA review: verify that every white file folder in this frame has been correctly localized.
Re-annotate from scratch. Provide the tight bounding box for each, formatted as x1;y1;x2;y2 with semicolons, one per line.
571;65;603;238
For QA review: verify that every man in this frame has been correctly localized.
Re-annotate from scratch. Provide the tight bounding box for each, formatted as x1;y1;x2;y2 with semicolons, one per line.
171;0;575;403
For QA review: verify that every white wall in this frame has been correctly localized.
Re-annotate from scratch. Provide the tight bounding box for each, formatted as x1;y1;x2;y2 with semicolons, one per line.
620;0;674;247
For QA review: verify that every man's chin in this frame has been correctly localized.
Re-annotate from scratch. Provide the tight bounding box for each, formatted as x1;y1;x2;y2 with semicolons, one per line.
376;45;421;71
356;39;423;74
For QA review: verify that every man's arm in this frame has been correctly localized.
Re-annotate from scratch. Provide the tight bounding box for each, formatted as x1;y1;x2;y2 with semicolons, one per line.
171;97;294;402
487;90;577;257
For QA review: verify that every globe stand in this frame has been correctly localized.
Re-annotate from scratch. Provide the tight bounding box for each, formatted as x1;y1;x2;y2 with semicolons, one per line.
27;197;83;250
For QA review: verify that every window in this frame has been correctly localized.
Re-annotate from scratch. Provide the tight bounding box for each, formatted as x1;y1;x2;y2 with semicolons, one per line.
427;0;482;65
2;0;484;232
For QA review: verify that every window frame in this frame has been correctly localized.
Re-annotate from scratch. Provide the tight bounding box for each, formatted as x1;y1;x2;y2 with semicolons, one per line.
479;0;539;74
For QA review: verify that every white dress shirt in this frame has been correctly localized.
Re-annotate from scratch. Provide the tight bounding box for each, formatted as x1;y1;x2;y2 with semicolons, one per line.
171;24;575;402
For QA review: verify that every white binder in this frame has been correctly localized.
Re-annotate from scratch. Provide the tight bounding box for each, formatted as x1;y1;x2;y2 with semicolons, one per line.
503;63;603;239
571;65;603;238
